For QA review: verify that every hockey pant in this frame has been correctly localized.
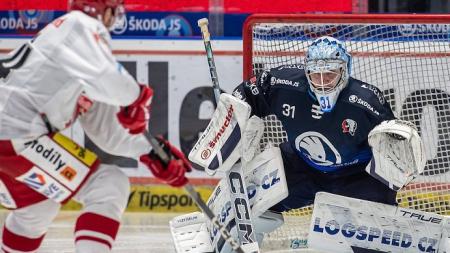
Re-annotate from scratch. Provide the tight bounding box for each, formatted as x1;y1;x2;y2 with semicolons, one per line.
0;164;130;253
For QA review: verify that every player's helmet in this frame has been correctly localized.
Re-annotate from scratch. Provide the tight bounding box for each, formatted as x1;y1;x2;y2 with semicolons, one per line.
68;0;125;29
305;36;352;112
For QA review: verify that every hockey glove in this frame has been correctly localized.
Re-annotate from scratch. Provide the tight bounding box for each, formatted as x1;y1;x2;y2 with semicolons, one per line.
140;137;192;187
117;85;153;134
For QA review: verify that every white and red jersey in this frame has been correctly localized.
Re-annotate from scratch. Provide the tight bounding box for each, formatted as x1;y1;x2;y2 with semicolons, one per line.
0;10;150;158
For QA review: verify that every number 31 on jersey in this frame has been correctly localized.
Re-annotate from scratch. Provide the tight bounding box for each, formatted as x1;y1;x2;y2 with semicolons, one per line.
282;104;295;119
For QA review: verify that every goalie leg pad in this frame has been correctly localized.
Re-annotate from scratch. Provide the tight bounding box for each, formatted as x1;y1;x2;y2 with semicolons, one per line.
170;211;284;253
309;192;450;253
246;147;288;217
204;147;288;252
170;212;214;253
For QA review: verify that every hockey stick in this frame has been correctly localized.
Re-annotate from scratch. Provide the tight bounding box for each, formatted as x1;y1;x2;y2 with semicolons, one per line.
198;18;221;104
143;131;246;253
198;18;260;252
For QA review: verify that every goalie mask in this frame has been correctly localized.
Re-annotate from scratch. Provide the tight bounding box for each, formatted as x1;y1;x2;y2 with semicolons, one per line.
68;0;125;30
305;36;352;112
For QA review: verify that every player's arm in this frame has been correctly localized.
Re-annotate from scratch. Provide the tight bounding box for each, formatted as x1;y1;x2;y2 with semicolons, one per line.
34;12;140;106
79;100;151;157
38;13;155;135
80;100;191;187
363;85;426;190
232;70;274;118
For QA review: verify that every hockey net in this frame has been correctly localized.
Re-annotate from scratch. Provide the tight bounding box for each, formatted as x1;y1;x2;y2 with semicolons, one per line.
242;14;450;252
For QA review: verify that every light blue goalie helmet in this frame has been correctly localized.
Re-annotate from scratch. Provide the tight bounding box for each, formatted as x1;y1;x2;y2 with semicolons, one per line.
305;36;352;112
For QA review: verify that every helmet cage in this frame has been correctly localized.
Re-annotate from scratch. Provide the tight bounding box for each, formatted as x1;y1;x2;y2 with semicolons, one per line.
305;59;347;94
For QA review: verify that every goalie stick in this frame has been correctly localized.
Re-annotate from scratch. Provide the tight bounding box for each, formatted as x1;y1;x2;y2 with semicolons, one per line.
143;131;247;253
198;18;221;105
198;18;260;252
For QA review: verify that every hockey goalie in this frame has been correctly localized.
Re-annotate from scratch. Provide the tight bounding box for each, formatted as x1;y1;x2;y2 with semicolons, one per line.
169;36;448;253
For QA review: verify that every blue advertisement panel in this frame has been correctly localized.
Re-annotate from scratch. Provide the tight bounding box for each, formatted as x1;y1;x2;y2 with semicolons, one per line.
0;10;62;35
0;10;247;37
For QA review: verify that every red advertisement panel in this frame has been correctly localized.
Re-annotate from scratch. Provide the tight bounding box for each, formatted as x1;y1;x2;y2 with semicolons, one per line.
0;0;351;13
224;0;352;13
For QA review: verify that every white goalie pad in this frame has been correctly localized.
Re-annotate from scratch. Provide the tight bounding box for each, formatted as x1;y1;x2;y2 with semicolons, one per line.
244;147;288;217
170;212;214;253
170;211;284;253
171;147;287;253
207;147;288;252
241;116;265;163
309;192;450;253
366;119;426;190
188;93;252;175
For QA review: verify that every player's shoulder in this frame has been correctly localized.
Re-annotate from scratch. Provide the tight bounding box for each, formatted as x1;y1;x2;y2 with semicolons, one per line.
259;64;308;90
47;11;90;30
269;64;306;78
341;78;388;116
43;11;111;47
62;11;108;33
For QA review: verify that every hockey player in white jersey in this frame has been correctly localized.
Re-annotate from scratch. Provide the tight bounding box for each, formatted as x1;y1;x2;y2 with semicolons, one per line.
0;0;191;252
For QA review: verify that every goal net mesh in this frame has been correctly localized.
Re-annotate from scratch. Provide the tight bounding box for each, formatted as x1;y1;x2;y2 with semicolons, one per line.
244;15;450;251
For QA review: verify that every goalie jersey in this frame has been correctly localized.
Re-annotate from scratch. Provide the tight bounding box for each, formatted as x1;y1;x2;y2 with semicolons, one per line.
232;64;395;173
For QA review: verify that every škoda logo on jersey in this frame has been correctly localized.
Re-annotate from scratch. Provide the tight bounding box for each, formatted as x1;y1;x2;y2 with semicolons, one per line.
348;95;380;116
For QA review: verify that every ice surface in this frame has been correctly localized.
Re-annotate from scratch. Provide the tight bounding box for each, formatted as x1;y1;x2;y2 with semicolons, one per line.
0;211;179;253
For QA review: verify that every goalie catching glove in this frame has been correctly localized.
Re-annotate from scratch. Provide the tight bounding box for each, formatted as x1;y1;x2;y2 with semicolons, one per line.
366;119;426;190
117;84;153;134
140;136;192;187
